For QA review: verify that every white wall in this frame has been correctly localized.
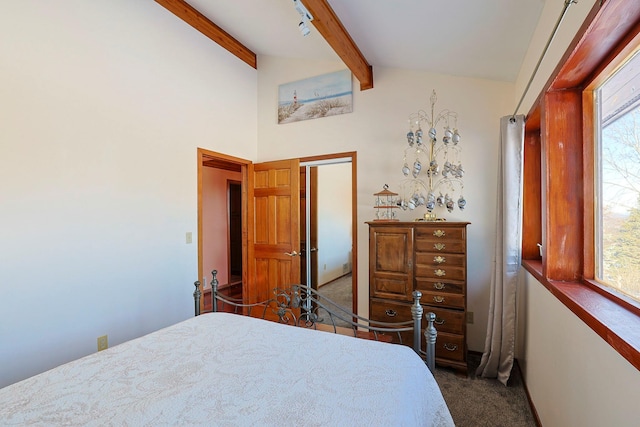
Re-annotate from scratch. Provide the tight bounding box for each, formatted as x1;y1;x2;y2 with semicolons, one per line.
521;272;640;426
256;56;514;351
0;1;257;388
317;163;352;285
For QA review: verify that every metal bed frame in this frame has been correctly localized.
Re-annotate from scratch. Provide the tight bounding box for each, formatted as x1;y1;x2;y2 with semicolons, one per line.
193;270;438;372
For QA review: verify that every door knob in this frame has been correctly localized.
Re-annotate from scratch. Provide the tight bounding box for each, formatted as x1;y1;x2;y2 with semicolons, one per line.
284;251;299;257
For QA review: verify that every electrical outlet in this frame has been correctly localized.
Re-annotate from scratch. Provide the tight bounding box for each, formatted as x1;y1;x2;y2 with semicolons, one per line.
466;312;474;324
185;232;192;244
97;335;108;351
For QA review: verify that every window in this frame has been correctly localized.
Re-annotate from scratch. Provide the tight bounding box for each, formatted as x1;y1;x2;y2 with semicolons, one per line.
521;0;640;371
595;49;640;302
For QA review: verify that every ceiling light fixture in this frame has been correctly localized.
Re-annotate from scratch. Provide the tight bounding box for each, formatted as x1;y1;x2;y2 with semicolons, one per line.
293;0;313;37
299;21;311;37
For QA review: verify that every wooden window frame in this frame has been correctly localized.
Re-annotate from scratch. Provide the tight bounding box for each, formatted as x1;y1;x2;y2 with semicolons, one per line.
522;0;640;370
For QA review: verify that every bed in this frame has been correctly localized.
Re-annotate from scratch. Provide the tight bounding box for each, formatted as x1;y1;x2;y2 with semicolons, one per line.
196;270;440;372
0;275;454;426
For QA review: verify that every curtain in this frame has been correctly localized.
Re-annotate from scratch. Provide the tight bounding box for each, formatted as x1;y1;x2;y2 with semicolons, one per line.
476;114;525;385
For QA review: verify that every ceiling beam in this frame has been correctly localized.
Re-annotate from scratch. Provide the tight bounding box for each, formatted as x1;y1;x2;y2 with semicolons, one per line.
155;0;257;69
302;0;373;90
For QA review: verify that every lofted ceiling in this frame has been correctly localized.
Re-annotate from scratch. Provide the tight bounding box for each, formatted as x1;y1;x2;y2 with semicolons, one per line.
156;0;547;89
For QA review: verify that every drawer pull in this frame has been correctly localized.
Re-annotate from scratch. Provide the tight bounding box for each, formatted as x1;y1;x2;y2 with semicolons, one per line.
433;282;446;290
434;269;446;277
434;243;446;251
433;296;445;303
433;256;446;264
433;230;446;237
434;317;445;325
385;309;398;317
443;343;458;352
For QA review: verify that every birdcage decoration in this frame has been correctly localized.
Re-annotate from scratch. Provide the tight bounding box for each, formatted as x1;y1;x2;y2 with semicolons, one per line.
373;184;399;221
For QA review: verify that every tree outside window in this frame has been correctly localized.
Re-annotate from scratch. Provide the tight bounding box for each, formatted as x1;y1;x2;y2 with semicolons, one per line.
598;52;640;301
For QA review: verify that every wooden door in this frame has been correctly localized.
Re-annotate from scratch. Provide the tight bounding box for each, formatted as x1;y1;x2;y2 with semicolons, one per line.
247;159;301;306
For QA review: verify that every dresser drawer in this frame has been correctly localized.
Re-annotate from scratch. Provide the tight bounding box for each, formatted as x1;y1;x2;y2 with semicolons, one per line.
415;252;466;268
421;290;465;309
369;299;415;345
435;332;466;362
370;298;465;332
415;278;464;295
425;307;465;335
415;264;466;281
370;298;412;322
414;238;465;254
415;227;466;241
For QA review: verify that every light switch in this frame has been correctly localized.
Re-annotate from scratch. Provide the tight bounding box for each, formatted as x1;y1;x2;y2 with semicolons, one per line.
186;232;192;244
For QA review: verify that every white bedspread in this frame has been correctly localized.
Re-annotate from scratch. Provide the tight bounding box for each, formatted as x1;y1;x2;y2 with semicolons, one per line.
0;313;453;426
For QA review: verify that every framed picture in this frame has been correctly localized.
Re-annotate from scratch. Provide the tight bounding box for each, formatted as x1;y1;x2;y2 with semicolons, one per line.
278;69;353;124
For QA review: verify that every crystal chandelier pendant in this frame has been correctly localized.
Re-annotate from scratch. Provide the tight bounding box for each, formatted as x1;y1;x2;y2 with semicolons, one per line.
443;127;453;144
412;160;422;178
457;195;467;210
452;129;461;144
415;129;423;145
429;160;439;176
445;194;455;213
407;131;415;146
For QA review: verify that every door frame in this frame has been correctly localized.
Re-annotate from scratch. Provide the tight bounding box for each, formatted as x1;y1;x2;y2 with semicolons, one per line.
197;148;357;315
197;148;250;313
298;152;358;314
300;164;319;290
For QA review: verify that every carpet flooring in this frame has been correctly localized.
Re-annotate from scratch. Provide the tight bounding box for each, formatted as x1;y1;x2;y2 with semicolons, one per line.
433;353;537;426
316;274;352;327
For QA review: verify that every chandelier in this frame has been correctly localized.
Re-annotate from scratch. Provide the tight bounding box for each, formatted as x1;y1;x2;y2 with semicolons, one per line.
398;90;466;218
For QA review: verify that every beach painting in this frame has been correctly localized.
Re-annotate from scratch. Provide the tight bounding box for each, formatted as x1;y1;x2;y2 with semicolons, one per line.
278;69;353;124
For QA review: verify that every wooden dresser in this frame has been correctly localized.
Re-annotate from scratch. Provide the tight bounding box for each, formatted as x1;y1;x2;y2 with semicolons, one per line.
367;221;470;372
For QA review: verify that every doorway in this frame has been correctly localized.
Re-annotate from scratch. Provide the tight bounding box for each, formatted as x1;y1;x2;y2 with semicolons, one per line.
228;180;242;284
299;154;356;315
198;149;357;315
198;149;249;311
302;161;353;324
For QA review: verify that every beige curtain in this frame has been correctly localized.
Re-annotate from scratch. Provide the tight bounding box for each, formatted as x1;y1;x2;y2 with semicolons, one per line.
476;115;525;385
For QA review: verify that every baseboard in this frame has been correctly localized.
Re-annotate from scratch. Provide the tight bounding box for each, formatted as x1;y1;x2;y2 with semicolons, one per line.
514;358;542;427
318;272;352;288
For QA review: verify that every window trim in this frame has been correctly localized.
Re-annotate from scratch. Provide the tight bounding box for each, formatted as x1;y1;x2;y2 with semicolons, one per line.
522;0;640;371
